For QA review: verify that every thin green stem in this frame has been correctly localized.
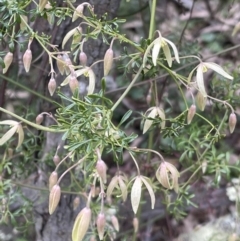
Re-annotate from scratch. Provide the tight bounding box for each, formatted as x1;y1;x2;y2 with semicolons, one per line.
111;65;143;111
148;0;157;39
0;107;66;133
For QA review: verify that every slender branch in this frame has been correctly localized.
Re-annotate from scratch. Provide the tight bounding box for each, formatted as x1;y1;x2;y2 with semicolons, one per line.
148;0;157;39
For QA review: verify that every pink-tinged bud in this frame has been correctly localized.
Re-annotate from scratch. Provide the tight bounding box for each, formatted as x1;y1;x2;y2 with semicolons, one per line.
229;113;237;134
49;171;58;191
48;78;57;96
111;215;119;232
146;94;151;106
56;55;65;75
196;91;207;111
73;196;80;210
69;75;79;93
133;217;139;233
53;155;60;166
23;49;32;72
79;52;87;66
187;104;196;124
103;48;113;76
72;207;92;241
3;52;13;74
72;4;84;22
96;159;107;183
89;236;96;241
36;114;44;125
39;0;48;12
49;184;61;214
96;213;106;240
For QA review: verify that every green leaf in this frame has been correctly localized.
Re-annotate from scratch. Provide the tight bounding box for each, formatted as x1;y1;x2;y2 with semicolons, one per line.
118;110;132;127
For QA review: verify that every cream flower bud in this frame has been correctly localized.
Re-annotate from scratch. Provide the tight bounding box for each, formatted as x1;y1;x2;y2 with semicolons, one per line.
49;171;58;190
48;77;57;96
96;213;106;240
79;52;87;66
69;75;79;93
72;207;92;241
39;0;48;12
23;49;32;72
156;161;180;193
111;215;119;232
3;52;13;74
196;91;207;111
103;48;113;76
53;155;60;166
187;104;196;124
96;159;107;183
49;184;61;214
73;196;80;210
229;113;237;134
36;114;44;125
72;4;84;22
133;217;139;233
56;55;65;75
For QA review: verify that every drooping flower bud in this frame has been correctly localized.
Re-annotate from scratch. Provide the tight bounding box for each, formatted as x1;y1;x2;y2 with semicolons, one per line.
111;215;119;232
72;207;92;241
79;52;87;66
49;171;58;190
196;91;207;111
53;155;60;166
72;4;84;22
133;217;139;233
156;161;180;193
39;0;48;12
73;196;80;210
103;48;113;76
69;75;79;93
229;113;237;134
3;52;13;74
36;114;44;125
56;55;65;75
48;77;57;96
96;213;106;240
23;49;32;72
49;184;61;214
96;159;107;183
187;104;196;124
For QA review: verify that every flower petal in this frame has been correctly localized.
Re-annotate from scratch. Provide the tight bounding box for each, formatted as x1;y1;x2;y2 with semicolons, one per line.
196;64;207;97
131;176;142;214
141;176;155;209
143;107;158;134
162;41;172;67
152;38;161;66
163;38;180;64
204;62;233;80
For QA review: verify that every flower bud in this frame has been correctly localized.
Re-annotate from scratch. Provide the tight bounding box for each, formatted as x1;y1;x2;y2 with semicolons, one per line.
73;196;80;210
53;155;60;166
103;48;113;76
3;52;13;74
69;75;79;93
111;215;119;232
79;52;87;66
96;213;106;240
36;114;44;125
23;49;32;72
146;94;151;106
48;77;57;96
156;161;180;193
72;207;92;241
56;55;65;75
49;171;58;191
133;217;139;233
49;184;61;214
187;104;196;124
96;159;107;183
196;91;207;111
39;0;48;12
72;4;84;22
229;113;237;134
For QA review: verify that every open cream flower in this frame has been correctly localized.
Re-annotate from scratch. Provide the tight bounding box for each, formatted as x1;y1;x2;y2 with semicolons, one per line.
143;30;180;68
188;62;233;97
